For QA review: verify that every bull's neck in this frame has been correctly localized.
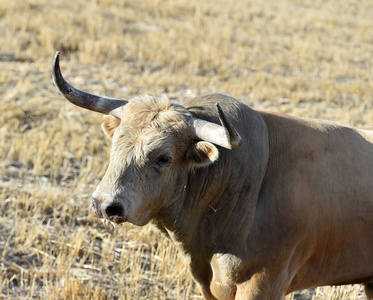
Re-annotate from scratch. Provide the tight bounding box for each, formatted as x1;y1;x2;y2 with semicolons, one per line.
156;158;268;258
154;167;232;254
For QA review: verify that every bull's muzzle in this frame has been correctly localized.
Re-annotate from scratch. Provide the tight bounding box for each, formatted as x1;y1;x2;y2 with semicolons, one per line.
90;198;127;224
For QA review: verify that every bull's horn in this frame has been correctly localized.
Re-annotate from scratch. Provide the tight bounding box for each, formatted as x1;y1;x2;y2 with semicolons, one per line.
52;51;127;118
189;104;242;150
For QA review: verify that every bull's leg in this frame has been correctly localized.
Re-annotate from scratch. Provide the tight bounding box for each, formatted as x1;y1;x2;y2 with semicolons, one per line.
365;280;373;299
233;275;284;300
234;283;283;300
208;280;236;300
200;287;218;300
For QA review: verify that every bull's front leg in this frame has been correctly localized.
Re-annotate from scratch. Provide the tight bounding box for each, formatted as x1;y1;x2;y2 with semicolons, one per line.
234;272;285;300
199;269;285;300
194;254;286;299
200;287;218;300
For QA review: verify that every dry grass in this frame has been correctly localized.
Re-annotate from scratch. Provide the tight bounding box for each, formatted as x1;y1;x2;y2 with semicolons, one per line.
0;0;372;299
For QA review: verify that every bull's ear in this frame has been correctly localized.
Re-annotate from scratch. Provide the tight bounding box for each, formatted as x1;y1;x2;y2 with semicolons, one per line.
101;115;121;139
187;141;219;168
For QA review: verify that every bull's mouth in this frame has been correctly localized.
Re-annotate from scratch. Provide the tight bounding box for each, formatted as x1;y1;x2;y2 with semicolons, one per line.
108;214;127;223
101;218;125;229
98;213;128;229
101;214;127;223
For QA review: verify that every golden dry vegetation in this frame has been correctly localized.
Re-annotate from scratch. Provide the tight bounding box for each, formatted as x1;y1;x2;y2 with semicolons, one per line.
0;0;372;299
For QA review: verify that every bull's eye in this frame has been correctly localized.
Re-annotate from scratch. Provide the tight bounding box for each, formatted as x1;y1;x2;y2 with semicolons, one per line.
153;155;172;170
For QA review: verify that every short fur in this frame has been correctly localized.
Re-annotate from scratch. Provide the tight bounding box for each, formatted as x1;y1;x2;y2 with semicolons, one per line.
94;93;373;299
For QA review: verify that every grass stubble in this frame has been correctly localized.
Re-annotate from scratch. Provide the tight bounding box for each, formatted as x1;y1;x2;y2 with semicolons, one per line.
0;0;372;299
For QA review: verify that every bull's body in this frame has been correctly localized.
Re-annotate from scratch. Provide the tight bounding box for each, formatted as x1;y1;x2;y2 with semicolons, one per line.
167;94;373;299
52;52;373;299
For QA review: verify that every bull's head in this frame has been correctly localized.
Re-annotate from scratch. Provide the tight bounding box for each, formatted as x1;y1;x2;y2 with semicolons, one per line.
52;52;241;226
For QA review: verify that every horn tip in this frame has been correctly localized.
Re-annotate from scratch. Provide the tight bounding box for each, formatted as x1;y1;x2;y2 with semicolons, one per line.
54;51;61;60
53;51;61;69
230;137;242;150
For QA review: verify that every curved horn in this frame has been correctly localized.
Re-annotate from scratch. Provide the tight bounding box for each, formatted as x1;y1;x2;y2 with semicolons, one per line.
189;104;242;150
52;51;127;118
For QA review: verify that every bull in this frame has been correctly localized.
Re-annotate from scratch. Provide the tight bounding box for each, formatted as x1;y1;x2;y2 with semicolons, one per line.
52;52;373;299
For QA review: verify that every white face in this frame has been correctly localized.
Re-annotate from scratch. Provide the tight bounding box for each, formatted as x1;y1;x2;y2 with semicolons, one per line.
93;123;189;226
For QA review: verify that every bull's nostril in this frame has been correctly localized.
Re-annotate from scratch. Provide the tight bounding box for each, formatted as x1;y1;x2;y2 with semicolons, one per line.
92;197;99;208
105;203;125;219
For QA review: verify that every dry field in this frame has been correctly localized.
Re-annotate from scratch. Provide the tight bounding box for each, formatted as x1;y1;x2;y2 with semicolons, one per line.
0;0;372;299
